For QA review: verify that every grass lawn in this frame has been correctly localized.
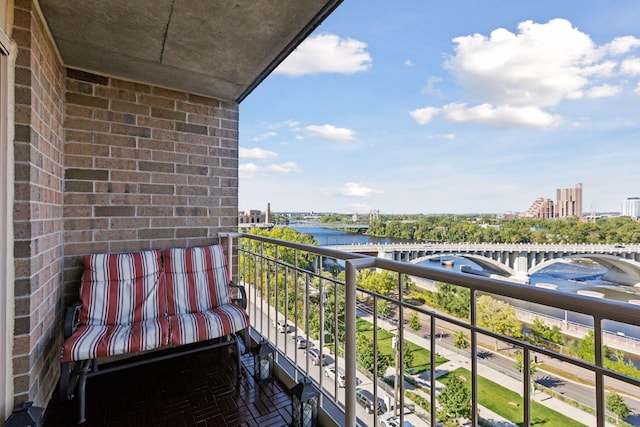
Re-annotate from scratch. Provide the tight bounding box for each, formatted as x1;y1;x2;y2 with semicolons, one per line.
356;318;448;374
441;368;586;427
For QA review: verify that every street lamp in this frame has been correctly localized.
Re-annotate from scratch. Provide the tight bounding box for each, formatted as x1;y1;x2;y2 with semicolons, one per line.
392;330;399;416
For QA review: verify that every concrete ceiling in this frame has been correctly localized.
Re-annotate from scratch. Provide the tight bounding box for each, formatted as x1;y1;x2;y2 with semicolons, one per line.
38;0;343;102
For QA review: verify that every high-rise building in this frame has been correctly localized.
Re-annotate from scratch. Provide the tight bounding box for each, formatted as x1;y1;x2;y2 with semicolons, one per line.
523;197;555;219
556;183;583;218
621;197;640;219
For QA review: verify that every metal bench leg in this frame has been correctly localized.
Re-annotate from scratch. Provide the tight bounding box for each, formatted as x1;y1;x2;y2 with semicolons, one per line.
59;362;71;401
235;336;242;377
76;362;90;423
243;328;250;355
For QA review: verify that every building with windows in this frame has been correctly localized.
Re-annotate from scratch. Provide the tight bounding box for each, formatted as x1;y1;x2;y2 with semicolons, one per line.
523;183;583;219
238;203;272;227
523;197;555;219
239;210;265;225
622;197;640;219
556;183;583;218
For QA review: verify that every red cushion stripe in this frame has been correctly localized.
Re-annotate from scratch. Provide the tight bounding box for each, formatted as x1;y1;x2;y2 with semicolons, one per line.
79;250;163;326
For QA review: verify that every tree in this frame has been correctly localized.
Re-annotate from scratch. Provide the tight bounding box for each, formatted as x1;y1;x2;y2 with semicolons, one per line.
408;311;421;332
575;330;610;363
356;334;391;378
453;330;468;349
435;282;470;319
439;375;472;420
403;345;414;371
529;317;563;347
357;269;396;296
606;391;630;422
476;295;522;351
514;351;541;398
376;299;390;319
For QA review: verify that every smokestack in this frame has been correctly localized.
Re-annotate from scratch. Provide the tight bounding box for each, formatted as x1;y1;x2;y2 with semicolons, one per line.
265;202;271;224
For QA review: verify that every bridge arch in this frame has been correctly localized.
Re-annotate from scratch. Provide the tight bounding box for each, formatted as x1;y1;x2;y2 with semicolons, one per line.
329;243;640;286
529;254;640;286
411;254;518;277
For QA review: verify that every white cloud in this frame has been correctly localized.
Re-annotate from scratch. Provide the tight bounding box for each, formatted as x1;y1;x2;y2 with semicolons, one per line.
426;133;455;140
410;106;441;125
421;76;443;96
586;84;622;98
338;182;379;198
442;103;562;128
265;162;301;174
634;82;640;95
239;147;277;160
268;120;300;131
404;59;415;67
305;124;355;142
275;33;372;76
252;131;277;142
621;57;640;75
239;163;259;179
604;35;640;55
412;18;639;129
446;19;596;108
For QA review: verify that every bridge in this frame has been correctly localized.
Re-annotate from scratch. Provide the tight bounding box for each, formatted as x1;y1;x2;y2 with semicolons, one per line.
323;242;640;286
289;222;370;232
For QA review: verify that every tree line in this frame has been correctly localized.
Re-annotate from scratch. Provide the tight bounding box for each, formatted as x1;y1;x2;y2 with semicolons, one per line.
319;213;640;244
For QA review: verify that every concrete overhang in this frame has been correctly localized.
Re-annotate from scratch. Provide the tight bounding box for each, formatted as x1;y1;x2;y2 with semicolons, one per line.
38;0;343;102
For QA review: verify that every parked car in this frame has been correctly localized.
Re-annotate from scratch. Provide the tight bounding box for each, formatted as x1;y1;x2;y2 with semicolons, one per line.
324;364;346;387
273;320;290;333
291;335;307;349
379;413;414;427
355;388;387;415
308;348;327;366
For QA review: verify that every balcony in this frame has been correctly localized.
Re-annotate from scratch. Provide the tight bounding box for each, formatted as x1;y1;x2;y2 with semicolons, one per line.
44;232;640;426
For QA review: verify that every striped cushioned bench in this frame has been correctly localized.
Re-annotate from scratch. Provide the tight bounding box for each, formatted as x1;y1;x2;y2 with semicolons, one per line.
164;245;249;346
61;249;169;362
59;244;249;424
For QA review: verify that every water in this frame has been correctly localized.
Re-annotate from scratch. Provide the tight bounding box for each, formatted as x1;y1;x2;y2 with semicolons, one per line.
289;225;404;246
290;225;640;338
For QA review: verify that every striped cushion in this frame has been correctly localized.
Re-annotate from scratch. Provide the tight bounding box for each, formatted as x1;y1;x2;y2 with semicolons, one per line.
168;304;250;346
164;245;231;315
80;249;166;325
61;318;169;362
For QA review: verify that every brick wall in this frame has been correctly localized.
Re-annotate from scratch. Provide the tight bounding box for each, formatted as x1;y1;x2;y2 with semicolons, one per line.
12;0;65;407
10;0;239;410
62;71;240;304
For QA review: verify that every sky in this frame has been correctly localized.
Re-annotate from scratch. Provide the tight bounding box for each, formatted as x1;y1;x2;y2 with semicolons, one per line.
238;1;640;215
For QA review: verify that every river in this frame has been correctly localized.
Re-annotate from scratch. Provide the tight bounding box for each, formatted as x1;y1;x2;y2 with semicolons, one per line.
290;225;640;338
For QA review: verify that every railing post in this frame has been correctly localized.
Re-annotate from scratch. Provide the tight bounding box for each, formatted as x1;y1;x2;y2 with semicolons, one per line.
344;260;358;427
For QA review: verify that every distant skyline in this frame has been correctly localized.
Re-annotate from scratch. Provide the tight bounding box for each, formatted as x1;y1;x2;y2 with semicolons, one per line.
238;1;640;215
